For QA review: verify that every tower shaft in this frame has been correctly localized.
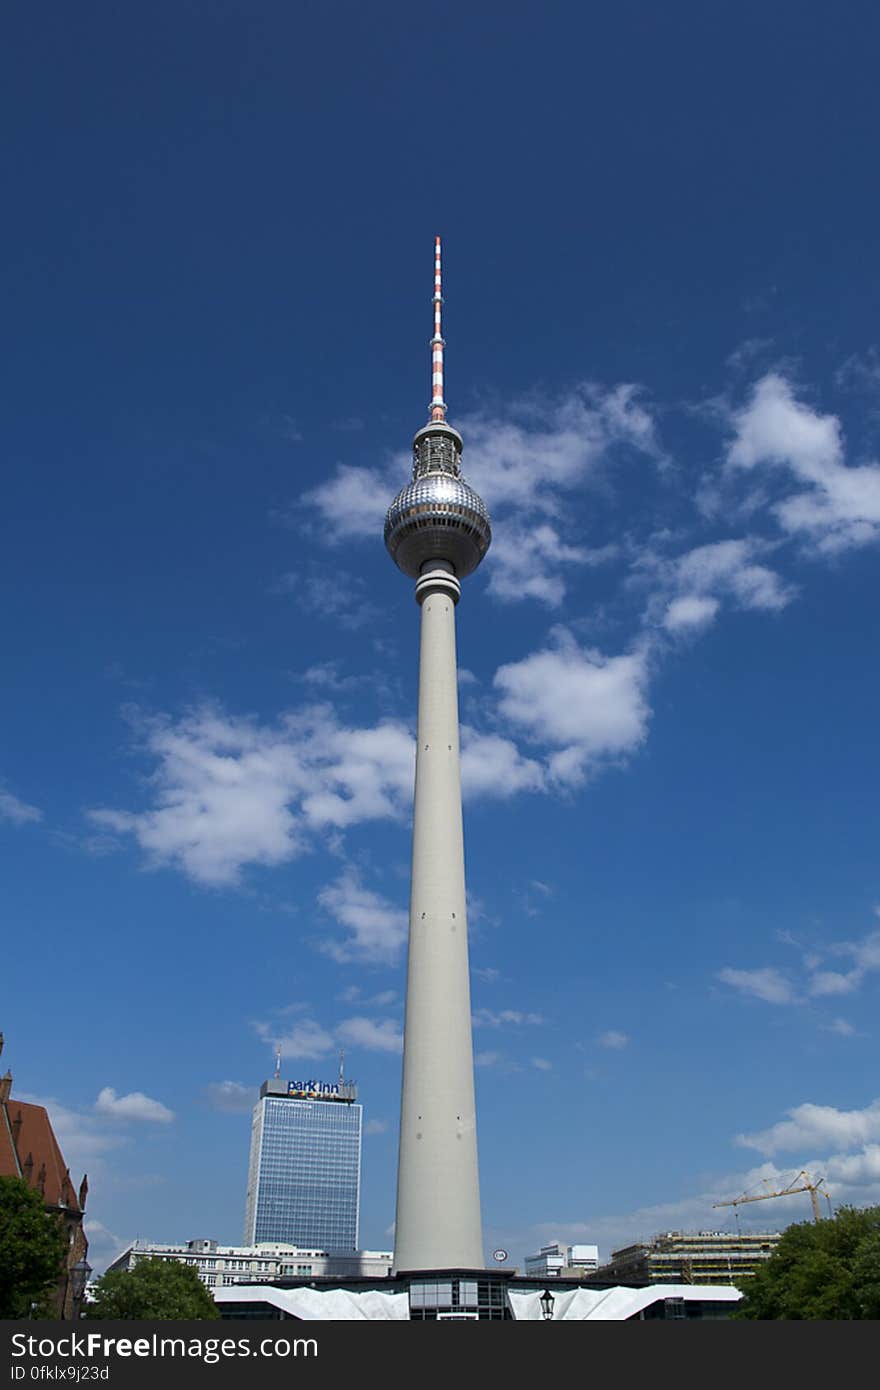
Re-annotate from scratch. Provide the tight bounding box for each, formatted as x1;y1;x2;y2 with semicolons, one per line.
393;564;483;1272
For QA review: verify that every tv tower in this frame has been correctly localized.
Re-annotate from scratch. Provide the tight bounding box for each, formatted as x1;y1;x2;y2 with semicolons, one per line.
385;238;491;1272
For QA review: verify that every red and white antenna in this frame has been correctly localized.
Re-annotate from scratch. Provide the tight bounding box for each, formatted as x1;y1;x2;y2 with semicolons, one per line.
430;235;446;422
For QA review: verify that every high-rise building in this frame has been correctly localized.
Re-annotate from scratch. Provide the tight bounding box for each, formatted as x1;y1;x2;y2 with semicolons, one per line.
384;239;491;1272
243;1076;362;1252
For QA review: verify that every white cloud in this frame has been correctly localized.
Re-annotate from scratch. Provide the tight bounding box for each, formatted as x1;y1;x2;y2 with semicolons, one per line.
808;968;863;998
19;1093;126;1170
737;1098;880;1157
460;728;545;799
0;786;42;825
337;1016;403;1054
494;632;650;785
675;539;793;611
364;1118;389;1135
475;1050;503;1067
531;1057;553;1071
276;569;380;631
652;539;796;636
803;924;880;999
727;373;880;553
302;463;394;541
368;990;398;1007
88;705;414;888
94;1088;174;1124
203;1081;257;1114
597;1030;630;1050
485;524;615;608
728;374;843;476
717;967;798;1005
318;870;407;964
826;1144;880;1187
462;384;661;514
253;1017;335;1062
82;1220;130;1276
835;926;880;973
825;1019;856;1037
663;595;720;632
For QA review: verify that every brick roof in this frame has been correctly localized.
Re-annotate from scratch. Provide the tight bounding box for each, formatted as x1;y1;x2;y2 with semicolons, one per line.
0;1096;83;1212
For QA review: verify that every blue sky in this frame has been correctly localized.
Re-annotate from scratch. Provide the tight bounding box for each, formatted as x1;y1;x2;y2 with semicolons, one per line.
3;1;880;1272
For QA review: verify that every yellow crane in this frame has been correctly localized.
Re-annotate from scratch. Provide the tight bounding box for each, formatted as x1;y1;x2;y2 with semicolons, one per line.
713;1170;832;1224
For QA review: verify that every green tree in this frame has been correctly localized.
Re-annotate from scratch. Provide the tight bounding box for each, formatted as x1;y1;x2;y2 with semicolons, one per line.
0;1175;67;1318
736;1205;880;1319
87;1257;219;1319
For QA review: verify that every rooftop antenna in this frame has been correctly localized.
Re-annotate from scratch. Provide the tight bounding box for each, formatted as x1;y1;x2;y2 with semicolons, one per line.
338;1050;345;1086
430;235;446;422
274;1045;282;1080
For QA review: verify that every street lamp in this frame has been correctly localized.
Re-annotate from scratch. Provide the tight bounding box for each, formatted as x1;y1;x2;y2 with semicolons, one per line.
71;1258;92;1317
539;1288;555;1321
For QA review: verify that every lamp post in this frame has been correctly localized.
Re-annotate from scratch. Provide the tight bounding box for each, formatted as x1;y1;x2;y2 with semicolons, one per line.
70;1258;92;1319
540;1288;555;1321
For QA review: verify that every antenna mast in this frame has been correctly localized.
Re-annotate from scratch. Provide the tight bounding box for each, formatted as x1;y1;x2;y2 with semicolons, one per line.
274;1045;281;1080
430;236;446;422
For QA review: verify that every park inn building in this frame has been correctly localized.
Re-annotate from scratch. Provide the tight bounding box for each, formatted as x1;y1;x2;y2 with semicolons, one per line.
244;1077;362;1251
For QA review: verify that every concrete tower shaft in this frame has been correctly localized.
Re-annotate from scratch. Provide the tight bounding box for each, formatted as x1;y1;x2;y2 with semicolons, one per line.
387;240;489;1273
393;564;483;1271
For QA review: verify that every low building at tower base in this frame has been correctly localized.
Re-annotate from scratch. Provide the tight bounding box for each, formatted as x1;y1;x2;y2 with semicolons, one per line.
212;1269;742;1320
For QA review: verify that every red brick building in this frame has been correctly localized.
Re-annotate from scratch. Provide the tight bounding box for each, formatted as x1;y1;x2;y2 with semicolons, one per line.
0;1041;89;1318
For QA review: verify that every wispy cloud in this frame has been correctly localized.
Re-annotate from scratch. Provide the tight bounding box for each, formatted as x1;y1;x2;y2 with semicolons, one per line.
641;537;795;636
337;1016;403;1054
253;1016;335;1062
0;786;42;825
597;1030;630;1050
203;1081;257;1114
474;1050;504;1067
824;1018;856;1038
318;870;408;964
717;967;798;1005
472;1008;543;1028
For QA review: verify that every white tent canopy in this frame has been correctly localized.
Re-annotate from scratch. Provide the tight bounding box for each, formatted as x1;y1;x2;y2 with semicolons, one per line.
214;1284;410;1320
508;1284;742;1320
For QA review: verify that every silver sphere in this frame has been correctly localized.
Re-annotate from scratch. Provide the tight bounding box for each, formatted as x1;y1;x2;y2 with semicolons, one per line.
385;472;492;579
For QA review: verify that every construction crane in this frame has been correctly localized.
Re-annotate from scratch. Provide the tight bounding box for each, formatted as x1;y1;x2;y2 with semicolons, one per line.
713;1170;832;1224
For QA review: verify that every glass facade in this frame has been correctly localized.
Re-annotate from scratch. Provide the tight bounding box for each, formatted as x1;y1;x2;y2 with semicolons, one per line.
409;1276;511;1320
245;1096;362;1252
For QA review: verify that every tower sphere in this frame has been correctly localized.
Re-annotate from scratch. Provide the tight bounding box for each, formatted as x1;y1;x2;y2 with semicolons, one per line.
384;422;492;580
